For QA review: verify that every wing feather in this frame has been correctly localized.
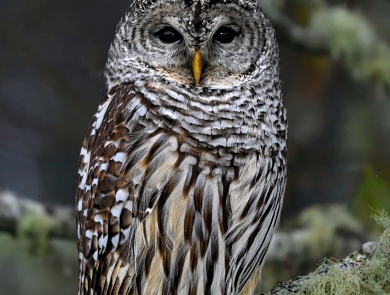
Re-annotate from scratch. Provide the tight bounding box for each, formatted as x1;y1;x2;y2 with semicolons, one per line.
77;86;159;295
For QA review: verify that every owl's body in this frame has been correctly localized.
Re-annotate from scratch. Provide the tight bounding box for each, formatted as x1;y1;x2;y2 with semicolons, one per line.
76;1;287;295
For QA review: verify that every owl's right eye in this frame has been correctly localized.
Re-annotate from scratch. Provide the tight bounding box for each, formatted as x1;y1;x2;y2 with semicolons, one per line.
154;27;182;44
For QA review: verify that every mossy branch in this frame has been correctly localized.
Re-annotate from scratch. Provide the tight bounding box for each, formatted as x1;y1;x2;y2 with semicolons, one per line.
1;192;388;294
261;1;390;92
261;211;390;295
0;191;75;241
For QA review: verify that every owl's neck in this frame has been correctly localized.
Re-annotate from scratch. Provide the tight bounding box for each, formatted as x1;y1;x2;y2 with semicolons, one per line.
122;77;287;158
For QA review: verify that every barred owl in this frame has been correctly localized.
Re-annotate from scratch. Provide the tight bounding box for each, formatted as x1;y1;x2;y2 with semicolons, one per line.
76;1;287;295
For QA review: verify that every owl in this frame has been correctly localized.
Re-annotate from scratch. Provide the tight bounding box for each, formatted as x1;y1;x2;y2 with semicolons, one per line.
76;1;287;295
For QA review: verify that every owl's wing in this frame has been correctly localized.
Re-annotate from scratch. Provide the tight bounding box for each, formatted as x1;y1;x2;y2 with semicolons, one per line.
76;86;172;295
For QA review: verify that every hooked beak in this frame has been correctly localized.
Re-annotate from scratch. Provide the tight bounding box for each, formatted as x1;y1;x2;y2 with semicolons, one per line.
192;49;203;85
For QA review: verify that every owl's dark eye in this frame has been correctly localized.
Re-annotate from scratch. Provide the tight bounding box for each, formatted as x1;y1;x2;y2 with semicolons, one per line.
155;27;182;44
213;27;238;43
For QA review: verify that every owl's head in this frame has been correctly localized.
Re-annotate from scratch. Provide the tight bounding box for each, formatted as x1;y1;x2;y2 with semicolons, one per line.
105;0;278;91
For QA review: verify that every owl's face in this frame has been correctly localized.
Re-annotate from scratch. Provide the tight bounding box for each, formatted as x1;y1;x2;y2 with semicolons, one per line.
105;0;272;90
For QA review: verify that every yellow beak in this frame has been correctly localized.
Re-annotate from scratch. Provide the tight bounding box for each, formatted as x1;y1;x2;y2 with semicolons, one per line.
192;49;203;85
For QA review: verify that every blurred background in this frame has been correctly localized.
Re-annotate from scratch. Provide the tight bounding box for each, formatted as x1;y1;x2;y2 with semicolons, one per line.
0;0;389;294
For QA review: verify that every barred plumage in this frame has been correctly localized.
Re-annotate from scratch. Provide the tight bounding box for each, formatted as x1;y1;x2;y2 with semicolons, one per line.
76;1;287;294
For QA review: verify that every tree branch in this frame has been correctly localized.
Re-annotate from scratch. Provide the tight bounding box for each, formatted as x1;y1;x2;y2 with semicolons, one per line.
0;191;75;240
261;241;389;295
1;192;387;293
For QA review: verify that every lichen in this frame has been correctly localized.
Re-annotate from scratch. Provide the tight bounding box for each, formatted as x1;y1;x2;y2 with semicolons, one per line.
17;211;56;255
261;211;390;295
297;211;390;295
311;7;390;91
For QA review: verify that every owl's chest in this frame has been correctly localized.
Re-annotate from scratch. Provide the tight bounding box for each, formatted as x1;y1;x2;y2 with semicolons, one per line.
129;134;274;294
89;118;281;294
123;130;264;227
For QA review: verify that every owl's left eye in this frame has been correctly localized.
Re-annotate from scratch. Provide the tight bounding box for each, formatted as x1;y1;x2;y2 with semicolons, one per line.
154;27;182;44
213;27;238;44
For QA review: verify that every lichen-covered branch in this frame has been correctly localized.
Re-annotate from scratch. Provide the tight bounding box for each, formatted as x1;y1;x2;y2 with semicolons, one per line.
261;1;390;92
0;193;367;260
0;191;75;240
261;213;390;295
1;192;388;293
262;245;373;294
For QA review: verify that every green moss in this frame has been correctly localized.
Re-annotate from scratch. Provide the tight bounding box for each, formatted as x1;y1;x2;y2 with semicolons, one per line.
17;212;56;255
